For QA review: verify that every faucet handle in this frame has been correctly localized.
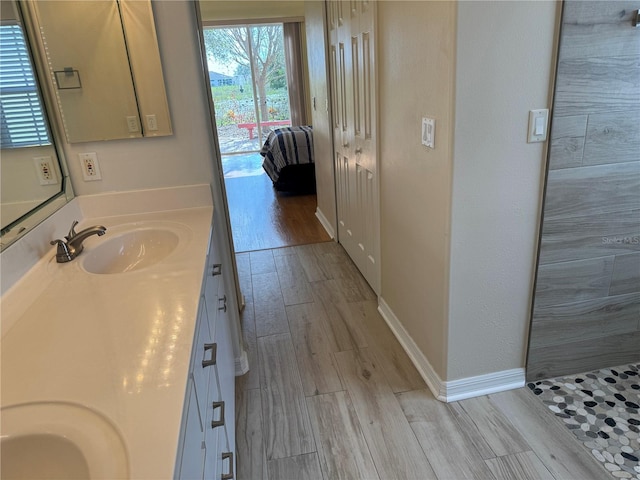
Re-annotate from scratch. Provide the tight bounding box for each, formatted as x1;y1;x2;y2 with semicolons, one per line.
67;220;80;240
50;238;74;263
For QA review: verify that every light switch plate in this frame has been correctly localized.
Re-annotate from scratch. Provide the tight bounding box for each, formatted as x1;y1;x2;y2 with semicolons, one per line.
528;109;549;143
422;117;435;148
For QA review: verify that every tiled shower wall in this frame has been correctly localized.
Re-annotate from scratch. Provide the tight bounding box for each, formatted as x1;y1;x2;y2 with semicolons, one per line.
526;1;640;380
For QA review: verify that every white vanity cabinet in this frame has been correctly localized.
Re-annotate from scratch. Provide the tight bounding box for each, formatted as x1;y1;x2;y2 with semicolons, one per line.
177;217;235;480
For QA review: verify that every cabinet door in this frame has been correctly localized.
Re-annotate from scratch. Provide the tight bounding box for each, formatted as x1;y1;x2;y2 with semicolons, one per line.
203;398;221;480
179;378;205;480
203;335;223;480
193;296;213;425
204;272;220;341
216;278;235;458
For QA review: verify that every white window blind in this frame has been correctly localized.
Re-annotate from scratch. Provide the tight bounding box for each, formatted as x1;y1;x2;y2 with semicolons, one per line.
0;24;50;148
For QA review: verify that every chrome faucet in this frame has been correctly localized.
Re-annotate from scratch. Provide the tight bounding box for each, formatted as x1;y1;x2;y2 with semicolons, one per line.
50;220;107;263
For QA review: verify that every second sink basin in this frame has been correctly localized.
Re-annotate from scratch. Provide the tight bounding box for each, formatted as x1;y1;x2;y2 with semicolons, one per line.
1;402;129;479
81;226;182;274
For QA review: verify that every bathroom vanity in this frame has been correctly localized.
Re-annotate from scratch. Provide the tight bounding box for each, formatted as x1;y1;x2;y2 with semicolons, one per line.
177;204;236;480
0;186;238;479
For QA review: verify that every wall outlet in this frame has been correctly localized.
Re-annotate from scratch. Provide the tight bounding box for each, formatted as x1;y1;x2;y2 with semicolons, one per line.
79;152;102;181
33;156;58;185
145;114;158;131
126;115;139;133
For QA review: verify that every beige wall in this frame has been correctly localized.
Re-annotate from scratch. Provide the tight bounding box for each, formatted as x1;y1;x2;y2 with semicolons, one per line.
61;1;215;196
378;0;558;381
447;1;559;380
378;1;457;379
199;1;304;23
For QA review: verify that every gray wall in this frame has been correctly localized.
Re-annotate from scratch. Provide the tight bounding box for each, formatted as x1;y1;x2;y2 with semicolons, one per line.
527;0;640;380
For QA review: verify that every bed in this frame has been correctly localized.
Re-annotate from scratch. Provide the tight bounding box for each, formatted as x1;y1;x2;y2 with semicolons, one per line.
260;125;316;192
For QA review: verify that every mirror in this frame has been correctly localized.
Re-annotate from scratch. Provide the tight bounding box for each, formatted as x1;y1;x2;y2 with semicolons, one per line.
0;0;173;249
0;0;70;244
24;0;172;143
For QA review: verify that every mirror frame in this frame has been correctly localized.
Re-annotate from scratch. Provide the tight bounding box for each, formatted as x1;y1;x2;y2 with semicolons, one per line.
0;0;74;251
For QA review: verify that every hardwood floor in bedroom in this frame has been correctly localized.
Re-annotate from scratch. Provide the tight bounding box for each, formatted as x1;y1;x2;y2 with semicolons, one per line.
234;243;609;480
224;172;330;253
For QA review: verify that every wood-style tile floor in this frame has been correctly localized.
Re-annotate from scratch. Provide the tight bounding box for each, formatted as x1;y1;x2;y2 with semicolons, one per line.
224;172;331;253
235;242;609;480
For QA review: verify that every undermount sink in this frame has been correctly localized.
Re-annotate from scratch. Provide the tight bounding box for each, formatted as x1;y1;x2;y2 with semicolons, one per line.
0;402;129;479
81;226;181;274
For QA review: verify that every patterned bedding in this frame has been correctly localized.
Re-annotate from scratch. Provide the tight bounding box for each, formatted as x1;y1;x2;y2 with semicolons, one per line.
260;125;314;184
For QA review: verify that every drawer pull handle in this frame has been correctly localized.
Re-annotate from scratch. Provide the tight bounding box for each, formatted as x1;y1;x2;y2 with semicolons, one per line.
212;264;222;276
221;452;234;479
218;295;227;312
211;401;225;428
202;343;217;368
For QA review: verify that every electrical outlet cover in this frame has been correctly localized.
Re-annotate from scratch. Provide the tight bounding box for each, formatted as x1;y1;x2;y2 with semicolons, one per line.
126;115;139;133
79;152;102;181
145;114;158;131
33;156;57;185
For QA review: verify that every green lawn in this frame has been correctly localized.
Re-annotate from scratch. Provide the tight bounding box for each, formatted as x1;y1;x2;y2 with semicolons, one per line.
211;86;290;126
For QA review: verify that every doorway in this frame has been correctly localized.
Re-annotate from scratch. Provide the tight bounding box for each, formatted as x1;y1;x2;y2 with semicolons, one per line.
202;22;330;253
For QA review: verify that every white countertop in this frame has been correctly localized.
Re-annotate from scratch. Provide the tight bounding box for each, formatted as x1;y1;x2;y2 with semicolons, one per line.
1;200;213;479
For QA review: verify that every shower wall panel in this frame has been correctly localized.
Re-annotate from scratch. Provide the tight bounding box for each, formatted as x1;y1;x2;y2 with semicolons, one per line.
527;0;640;380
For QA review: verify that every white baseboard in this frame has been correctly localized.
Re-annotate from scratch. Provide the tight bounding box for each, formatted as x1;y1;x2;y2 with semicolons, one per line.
235;349;249;376
443;367;525;402
377;298;446;400
377;297;525;402
315;208;335;239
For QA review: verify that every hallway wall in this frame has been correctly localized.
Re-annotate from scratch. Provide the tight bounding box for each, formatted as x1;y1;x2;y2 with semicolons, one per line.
378;0;457;379
447;0;558;381
374;0;558;384
527;1;640;380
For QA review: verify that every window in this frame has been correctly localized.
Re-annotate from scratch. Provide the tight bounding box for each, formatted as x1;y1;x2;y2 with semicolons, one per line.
0;24;50;148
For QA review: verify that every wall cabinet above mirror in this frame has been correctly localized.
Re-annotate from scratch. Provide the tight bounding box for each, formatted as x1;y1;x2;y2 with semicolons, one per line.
24;0;172;143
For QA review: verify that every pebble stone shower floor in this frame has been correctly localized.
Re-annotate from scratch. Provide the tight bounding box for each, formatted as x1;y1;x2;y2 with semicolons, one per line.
528;363;640;479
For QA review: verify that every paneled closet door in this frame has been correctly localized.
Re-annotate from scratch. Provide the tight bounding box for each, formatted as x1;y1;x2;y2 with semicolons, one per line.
328;0;380;293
